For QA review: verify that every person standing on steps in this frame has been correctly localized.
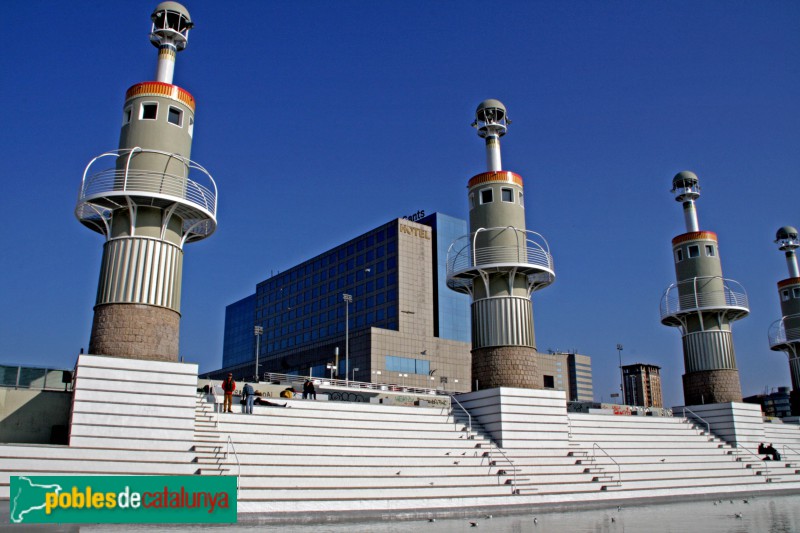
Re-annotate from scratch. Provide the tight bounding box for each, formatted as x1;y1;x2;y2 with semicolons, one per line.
222;373;236;413
242;382;255;414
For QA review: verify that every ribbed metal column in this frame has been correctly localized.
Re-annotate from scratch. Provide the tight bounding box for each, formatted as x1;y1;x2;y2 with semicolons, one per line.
682;330;736;372
96;237;183;312
472;296;535;348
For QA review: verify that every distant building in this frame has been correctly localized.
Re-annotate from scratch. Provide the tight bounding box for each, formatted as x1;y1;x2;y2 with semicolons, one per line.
214;213;473;392
743;387;793;419
539;352;593;402
622;363;663;408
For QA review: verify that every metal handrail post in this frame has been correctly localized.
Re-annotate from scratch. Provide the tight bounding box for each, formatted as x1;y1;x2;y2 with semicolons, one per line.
736;444;770;481
488;441;517;494
681;406;711;435
450;395;471;432
592;442;622;486
783;443;800;461
225;436;241;495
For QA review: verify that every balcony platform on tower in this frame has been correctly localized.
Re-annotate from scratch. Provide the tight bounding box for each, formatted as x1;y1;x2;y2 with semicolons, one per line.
660;276;749;328
446;226;555;295
76;148;217;243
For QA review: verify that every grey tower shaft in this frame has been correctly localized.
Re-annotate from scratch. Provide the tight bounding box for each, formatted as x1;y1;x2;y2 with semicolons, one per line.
76;3;217;361
448;100;554;390
660;171;748;405
769;226;800;414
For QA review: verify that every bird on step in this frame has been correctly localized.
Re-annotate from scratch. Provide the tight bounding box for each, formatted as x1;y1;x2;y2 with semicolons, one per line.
469;522;478;527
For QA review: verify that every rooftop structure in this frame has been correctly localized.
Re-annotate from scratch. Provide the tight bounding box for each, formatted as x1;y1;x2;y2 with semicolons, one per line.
448;100;555;390
76;2;216;361
660;171;748;405
768;225;800;415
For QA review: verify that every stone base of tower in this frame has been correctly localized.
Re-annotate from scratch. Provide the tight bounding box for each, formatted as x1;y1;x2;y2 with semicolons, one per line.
682;369;742;405
472;346;539;390
89;303;180;361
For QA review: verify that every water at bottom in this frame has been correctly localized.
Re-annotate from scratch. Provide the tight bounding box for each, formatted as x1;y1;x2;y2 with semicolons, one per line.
2;493;799;532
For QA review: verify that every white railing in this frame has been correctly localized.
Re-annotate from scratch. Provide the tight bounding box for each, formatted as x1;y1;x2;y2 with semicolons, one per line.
446;227;554;276
225;436;241;494
660;277;749;318
257;372;455;397
681;406;711;435
768;314;800;347
735;444;770;481
450;395;472;432
78;148;217;219
592;443;622;486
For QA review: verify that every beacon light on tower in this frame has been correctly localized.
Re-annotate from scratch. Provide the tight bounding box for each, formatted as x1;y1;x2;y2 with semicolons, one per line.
768;226;800;414
660;171;747;405
75;2;217;361
447;100;554;391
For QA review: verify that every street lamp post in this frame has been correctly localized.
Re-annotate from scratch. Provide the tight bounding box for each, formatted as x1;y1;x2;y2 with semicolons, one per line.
343;293;352;386
254;325;263;382
352;367;360;382
400;373;408;388
617;343;624;405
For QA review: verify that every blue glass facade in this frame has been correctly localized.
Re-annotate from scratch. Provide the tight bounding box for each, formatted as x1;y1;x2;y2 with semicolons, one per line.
222;294;256;368
219;213;472;377
420;213;471;343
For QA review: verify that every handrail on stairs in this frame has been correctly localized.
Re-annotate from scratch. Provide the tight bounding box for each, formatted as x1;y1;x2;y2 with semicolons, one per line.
487;441;518;494
734;444;770;481
592;443;622;486
224;436;241;495
450;395;471;433
783;443;800;461
681;406;711;435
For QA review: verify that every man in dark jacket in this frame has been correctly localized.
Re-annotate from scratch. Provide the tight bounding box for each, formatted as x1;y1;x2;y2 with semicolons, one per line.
242;382;255;414
222;373;236;413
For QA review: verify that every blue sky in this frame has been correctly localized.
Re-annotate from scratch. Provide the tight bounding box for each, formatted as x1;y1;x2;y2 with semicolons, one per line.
1;1;798;407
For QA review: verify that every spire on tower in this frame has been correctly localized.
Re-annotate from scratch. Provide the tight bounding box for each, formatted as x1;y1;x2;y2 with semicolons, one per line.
472;99;510;172
671;171;701;233
776;226;800;278
150;2;193;84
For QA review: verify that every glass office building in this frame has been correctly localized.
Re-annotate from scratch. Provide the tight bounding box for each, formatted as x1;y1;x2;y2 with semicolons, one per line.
214;213;473;391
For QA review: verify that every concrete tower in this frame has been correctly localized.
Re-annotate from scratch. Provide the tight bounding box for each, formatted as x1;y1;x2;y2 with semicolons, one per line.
75;2;217;361
768;226;800;414
447;100;555;390
660;171;748;405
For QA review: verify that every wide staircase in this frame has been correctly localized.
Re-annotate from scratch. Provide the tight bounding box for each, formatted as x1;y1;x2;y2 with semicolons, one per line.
204;395;521;515
566;412;800;493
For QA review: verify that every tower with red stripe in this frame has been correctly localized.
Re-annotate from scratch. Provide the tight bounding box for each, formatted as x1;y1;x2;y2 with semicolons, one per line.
660;171;747;405
447;100;555;390
75;2;217;361
768;226;800;414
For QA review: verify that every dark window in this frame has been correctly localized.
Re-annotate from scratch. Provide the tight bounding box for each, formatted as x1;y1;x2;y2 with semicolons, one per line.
141;103;158;120
675;249;683;262
543;375;555;388
480;189;493;204
688;245;700;258
501;188;514;202
168;106;182;126
705;245;715;257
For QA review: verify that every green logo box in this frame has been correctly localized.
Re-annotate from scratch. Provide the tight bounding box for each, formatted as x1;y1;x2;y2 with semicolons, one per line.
9;475;237;524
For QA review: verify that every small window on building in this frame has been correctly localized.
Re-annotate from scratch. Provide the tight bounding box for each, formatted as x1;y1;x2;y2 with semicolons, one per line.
469;193;475;209
122;107;132;125
782;289;790;302
188;117;194;137
675;249;683;262
688;245;700;258
794;287;800;299
480;189;493;204
543;375;555;389
501;188;514;202
168;106;182;126
141;103;158;120
519;191;524;207
705;245;715;257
